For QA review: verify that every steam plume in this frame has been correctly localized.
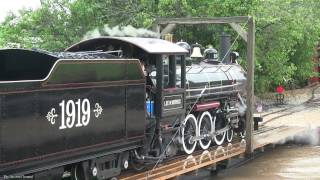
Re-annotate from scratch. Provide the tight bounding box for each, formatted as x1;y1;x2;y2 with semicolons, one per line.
83;24;160;40
276;127;320;146
292;127;319;145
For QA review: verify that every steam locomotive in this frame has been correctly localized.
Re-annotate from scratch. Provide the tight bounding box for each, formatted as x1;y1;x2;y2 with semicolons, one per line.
0;37;246;179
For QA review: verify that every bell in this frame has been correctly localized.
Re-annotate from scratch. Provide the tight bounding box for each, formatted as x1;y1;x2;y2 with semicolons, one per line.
164;33;173;42
190;47;203;58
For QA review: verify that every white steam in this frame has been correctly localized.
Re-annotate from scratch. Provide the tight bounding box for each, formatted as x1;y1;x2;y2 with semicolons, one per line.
236;102;247;117
292;127;319;145
83;24;160;40
276;127;320;146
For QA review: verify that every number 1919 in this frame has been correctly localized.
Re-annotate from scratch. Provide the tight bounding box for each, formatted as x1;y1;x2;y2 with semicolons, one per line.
59;99;91;129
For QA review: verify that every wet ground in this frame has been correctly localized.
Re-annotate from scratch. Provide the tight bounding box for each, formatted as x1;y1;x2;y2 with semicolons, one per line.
211;144;320;180
208;100;320;180
217;86;320;180
206;86;320;180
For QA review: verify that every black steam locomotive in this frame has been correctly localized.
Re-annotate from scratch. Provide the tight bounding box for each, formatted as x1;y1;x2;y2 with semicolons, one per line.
0;37;246;179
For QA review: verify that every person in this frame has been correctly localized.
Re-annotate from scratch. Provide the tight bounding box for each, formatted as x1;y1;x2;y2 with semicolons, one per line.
140;60;147;76
276;84;285;104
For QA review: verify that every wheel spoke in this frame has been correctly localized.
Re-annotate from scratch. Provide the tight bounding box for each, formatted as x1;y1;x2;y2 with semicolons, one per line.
199;111;212;150
226;126;233;143
213;113;226;145
182;114;198;154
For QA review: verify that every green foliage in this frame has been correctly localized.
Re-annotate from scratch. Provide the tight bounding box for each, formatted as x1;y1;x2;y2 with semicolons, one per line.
0;0;319;94
253;0;320;94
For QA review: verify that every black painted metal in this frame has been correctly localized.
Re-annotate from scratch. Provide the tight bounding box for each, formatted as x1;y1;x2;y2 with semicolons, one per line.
0;56;145;175
168;55;176;88
126;85;146;138
184;63;246;102
181;55;186;89
0;49;120;82
0;49;57;81
0;36;248;177
155;55;163;118
220;32;231;63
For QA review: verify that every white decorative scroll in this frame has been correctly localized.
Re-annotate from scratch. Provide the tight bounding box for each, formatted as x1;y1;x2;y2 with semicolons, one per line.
46;108;58;125
93;103;103;118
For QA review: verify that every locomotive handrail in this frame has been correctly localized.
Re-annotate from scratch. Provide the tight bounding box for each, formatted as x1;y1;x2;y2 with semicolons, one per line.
187;89;241;99
186;64;237;74
48;50;123;58
186;82;242;92
199;64;233;73
199;65;208;73
222;66;233;73
213;65;223;72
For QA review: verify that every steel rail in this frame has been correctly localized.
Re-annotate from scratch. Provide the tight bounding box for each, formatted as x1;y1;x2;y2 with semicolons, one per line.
119;125;306;180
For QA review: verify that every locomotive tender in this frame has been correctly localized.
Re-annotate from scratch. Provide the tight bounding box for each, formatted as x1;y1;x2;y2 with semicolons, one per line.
0;37;246;179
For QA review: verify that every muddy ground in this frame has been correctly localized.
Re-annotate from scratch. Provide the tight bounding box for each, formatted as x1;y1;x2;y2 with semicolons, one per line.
257;83;320;128
211;144;320;180
213;84;320;180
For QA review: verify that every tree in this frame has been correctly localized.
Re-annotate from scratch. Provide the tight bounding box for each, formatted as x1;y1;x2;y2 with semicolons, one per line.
253;0;320;93
0;0;319;94
0;0;99;50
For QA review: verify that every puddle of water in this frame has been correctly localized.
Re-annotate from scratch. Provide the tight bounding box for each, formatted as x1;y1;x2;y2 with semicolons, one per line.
210;144;320;180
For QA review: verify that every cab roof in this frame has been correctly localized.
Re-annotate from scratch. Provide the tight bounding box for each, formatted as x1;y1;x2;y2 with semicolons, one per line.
66;37;188;55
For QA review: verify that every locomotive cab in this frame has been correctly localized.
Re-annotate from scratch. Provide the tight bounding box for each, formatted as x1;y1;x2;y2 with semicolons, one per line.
150;54;187;118
66;37;189;157
66;37;188;120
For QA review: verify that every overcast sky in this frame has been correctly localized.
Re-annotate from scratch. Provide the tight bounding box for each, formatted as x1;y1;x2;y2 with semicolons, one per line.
0;0;41;22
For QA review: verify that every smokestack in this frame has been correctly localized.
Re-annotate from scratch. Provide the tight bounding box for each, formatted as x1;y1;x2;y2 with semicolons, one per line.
220;32;231;64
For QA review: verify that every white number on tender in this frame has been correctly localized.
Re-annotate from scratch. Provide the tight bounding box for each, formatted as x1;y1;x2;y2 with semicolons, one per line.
59;99;91;129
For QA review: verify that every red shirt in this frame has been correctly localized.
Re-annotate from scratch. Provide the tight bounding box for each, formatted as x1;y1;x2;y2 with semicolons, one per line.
276;85;284;94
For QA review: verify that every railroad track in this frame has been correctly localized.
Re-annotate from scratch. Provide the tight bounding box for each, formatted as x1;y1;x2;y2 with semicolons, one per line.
261;92;320;126
120;141;246;180
119;125;306;180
